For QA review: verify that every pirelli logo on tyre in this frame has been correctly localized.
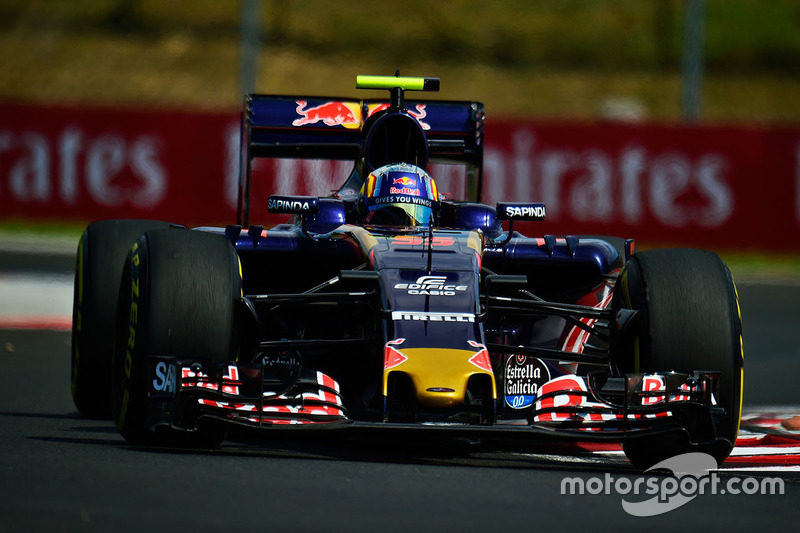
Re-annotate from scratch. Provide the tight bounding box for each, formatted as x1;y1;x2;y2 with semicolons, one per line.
118;241;141;428
123;242;140;381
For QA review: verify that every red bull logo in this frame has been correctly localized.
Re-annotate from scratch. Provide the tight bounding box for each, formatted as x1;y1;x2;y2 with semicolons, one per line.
389;187;419;196
292;100;361;129
367;103;431;130
392;176;416;186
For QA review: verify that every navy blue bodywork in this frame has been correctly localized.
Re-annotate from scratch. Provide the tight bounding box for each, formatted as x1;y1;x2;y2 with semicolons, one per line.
137;79;729;457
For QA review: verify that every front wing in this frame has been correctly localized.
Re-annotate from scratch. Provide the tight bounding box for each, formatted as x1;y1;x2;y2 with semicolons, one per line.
145;356;725;446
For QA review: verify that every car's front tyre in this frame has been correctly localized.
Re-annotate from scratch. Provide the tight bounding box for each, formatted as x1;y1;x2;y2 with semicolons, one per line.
111;227;241;446
613;248;743;468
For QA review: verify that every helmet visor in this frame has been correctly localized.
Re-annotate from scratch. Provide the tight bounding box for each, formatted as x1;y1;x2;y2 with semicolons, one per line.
365;202;433;227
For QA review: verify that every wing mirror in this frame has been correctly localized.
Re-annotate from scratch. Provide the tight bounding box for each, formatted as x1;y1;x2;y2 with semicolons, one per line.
494;202;546;246
496;202;546;221
267;195;319;215
268;195;349;240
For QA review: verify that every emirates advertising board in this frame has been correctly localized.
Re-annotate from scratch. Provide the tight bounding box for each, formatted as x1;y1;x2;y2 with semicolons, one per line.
1;102;799;251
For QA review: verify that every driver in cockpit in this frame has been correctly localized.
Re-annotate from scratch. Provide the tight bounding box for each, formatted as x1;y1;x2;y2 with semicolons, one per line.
358;163;439;228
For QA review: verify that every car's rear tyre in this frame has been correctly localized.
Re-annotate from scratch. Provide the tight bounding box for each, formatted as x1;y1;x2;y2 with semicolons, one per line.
71;219;174;418
111;228;241;446
613;248;743;468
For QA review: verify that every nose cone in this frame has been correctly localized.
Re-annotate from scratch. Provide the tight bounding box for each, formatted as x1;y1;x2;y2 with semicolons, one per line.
383;347;495;409
417;386;464;409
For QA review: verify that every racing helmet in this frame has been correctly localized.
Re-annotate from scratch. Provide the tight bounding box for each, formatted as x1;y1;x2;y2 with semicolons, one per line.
360;163;439;227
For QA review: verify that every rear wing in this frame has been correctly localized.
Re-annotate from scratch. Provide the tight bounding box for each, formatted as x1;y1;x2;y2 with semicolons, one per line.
237;95;485;226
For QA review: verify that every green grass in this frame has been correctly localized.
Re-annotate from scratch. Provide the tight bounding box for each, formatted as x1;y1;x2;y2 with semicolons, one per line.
1;0;799;121
719;253;800;282
0;219;87;244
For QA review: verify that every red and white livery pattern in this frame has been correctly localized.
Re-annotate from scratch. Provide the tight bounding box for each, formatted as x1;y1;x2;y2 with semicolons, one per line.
561;280;614;357
531;373;697;429
195;370;346;426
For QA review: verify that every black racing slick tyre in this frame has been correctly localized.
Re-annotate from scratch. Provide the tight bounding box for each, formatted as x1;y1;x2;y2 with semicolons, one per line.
71;219;174;418
613;248;744;468
111;228;241;446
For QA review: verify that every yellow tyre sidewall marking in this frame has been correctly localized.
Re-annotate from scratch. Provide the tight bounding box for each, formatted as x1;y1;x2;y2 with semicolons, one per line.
71;234;85;397
117;242;140;430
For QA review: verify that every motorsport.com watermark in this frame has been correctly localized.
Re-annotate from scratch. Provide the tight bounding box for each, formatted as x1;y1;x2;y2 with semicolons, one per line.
561;452;785;517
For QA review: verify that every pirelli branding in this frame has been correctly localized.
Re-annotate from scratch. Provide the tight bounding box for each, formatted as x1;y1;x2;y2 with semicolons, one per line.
391;311;475;323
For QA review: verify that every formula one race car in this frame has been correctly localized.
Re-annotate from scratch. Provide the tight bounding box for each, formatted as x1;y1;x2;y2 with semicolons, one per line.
71;75;744;468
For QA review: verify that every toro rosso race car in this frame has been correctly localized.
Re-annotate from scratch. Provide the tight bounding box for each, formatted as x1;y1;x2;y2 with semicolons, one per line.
71;75;744;468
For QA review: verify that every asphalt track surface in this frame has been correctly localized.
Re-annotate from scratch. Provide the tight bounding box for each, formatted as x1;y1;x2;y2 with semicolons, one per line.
1;248;798;531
